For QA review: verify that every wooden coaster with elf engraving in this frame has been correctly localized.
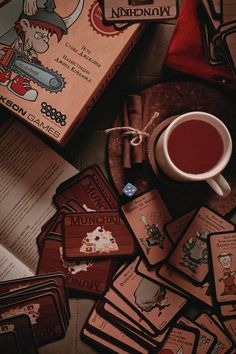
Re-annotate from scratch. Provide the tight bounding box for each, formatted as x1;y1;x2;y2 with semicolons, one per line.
63;210;135;260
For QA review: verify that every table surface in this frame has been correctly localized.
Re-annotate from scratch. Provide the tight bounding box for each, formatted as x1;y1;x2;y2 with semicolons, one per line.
2;9;235;354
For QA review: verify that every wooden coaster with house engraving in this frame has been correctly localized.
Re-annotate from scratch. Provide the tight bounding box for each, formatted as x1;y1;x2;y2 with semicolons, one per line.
107;81;236;217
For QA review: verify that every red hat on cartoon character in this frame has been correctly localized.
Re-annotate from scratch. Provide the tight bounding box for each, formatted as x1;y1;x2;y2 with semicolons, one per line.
15;0;84;41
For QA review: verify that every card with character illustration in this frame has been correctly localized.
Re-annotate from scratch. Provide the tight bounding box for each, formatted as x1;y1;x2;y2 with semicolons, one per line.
122;189;172;266
104;266;170;342
158;263;214;307
153;323;200;354
168;207;234;284
82;302;150;354
208;232;236;307
164;209;196;244
195;313;234;354
111;257;187;334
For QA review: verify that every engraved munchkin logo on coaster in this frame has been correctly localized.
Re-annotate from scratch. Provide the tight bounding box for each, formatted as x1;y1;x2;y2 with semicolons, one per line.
89;1;123;36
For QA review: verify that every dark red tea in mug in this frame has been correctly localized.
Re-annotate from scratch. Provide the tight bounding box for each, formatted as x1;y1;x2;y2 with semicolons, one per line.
167;120;224;174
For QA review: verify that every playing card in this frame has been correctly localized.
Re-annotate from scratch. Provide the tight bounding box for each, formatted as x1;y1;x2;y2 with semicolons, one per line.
0;285;68;331
36;199;84;253
83;303;150;354
65;198;86;212
164;209;196;244
211;313;227;329
36;237;115;295
81;326;130;354
223;318;236;343
40;204;74;231
220;303;236;318
103;0;179;23
178;316;217;354
104;279;161;338
122;189;172;266
111;258;187;334
106;262;170;343
158;263;213;307
168;207;234;285
0;273;70;319
135;257;181;292
209;232;236;306
96;301;157;351
104;288;170;344
195;313;234;354
36;206;76;252
64;210;135;260
97;300;167;348
201;0;222;31
154;323;200;354
53;165;119;210
0;314;38;354
0;280;59;298
0;292;66;346
0;331;20;354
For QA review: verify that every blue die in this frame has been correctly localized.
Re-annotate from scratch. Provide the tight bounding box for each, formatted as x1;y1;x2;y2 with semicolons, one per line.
122;183;137;197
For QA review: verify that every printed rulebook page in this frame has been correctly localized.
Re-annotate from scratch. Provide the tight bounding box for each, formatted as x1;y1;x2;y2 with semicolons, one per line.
0;118;78;280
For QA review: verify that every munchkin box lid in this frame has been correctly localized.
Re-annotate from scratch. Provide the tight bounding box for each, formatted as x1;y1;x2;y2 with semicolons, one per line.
0;0;143;145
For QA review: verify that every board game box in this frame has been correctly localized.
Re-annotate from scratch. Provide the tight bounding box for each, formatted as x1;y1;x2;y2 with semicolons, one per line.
0;0;143;145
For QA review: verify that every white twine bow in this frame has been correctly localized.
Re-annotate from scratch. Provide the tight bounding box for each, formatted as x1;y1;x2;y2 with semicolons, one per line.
105;112;159;146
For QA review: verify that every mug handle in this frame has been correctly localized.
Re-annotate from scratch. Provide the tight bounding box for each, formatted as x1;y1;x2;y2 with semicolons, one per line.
206;174;231;197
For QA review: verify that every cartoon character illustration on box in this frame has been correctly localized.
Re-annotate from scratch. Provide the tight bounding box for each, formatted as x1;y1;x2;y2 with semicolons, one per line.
134;278;170;316
140;215;165;253
59;246;93;275
0;0;84;101
218;252;236;296
180;231;209;273
80;226;119;254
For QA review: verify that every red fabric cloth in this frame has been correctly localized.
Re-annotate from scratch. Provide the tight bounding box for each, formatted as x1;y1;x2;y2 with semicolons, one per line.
164;0;236;90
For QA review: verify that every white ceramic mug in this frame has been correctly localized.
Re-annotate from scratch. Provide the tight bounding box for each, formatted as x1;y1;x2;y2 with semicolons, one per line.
155;111;232;197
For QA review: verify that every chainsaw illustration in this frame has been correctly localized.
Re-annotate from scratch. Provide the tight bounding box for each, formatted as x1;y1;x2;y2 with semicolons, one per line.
0;47;65;92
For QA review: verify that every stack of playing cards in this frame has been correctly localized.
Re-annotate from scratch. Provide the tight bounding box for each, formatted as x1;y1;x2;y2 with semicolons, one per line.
0;272;70;351
81;189;236;353
200;0;236;76
101;0;179;30
36;165;136;296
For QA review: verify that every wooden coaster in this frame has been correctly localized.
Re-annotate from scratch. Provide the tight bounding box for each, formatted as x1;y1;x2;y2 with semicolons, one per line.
147;115;178;176
107;81;236;217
